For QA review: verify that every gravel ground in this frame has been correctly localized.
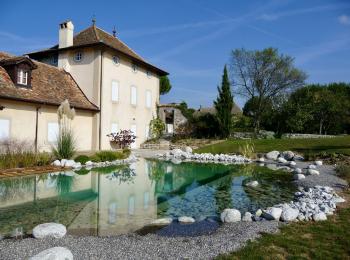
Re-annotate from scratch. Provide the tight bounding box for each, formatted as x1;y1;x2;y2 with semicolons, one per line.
0;150;347;260
0;221;280;260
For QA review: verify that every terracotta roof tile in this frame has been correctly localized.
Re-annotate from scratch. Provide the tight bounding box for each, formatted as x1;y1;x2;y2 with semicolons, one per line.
0;52;99;111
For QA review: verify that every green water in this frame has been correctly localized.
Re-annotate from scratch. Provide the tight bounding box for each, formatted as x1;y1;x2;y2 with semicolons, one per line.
0;159;295;237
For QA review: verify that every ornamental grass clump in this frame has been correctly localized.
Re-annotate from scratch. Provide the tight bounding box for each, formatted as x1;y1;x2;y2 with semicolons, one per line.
238;140;256;158
52;100;76;159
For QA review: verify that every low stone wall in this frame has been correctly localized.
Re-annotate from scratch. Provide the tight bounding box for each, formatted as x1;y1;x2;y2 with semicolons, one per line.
283;133;337;139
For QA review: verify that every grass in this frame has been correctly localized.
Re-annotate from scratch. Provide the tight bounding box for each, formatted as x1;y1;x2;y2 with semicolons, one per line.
218;192;350;259
195;136;350;157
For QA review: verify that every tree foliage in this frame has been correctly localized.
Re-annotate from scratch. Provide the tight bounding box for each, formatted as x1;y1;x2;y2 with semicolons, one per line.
149;118;165;139
159;75;172;95
214;65;234;138
230;47;307;134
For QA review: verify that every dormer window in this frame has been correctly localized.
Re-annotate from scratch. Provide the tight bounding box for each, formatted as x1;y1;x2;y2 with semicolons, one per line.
74;52;83;62
17;69;28;85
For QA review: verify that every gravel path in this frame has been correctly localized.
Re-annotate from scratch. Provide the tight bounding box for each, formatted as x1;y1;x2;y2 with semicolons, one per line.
0;150;347;260
0;221;280;260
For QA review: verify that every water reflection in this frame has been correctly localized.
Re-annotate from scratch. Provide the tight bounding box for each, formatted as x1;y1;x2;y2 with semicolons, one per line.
0;159;295;237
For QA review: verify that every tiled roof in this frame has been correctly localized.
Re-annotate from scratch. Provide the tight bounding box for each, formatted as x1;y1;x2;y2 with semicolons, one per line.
0;52;99;111
28;25;168;76
193;104;242;117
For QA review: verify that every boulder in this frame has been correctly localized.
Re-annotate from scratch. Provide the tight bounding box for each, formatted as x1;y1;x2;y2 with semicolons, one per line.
171;158;182;164
265;151;280;160
294;174;306;180
242;212;253;222
60;159;67;167
245;180;259;188
282;151;295;161
29;247;73;260
281;207;299;222
258;157;265;162
178;216;195;223
262;207;282;220
184;146;193;154
308;164;317;169
52;160;61;167
294;168;302;174
64;160;75;168
315;160;323;166
255;209;262;217
32;223;66;239
307;169;320;175
220;209;241;223
312;212;327;221
277;157;288;164
151;218;173;225
85;161;93;166
289;161;297;167
72;162;81;169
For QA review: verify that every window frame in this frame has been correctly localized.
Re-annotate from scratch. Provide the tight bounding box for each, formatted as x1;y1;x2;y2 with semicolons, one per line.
130;85;137;106
111;80;119;102
17;69;28;85
74;52;83;62
47;122;59;143
0;118;10;140
145;90;152;108
112;55;120;65
131;64;137;73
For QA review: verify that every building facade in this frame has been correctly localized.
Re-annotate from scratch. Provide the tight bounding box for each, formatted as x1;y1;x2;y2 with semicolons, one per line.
0;20;167;151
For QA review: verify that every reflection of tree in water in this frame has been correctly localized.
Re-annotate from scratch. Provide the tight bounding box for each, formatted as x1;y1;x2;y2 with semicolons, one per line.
0;176;35;202
213;175;234;212
104;165;136;184
49;173;75;195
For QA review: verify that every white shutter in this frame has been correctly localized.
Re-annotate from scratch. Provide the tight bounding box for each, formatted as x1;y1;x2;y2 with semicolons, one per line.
146;90;152;108
111;81;119;102
111;123;119;134
131;86;137;105
48;122;59;143
145;125;150;139
0;119;10;139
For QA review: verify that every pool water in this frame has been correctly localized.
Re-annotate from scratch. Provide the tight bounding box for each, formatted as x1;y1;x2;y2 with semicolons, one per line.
0;159;295;237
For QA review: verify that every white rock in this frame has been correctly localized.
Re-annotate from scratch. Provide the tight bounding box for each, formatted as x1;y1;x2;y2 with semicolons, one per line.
307;169;320;175
64;160;75;168
151;218;173;225
294;168;302;174
32;223;66;239
308;164;317;169
265;151;280;160
52;160;61;167
85;161;93;166
184;146;193;154
289;161;297;167
277;157;288;164
220;209;241;223
282;151;295;161
281;207;299;221
29;247;73;260
333;197;346;203
255;209;262;217
258;157;265;162
245;180;259;187
72;162;81;169
313;212;327;221
262;207;282;220
315;160;323;166
294;174;306;180
242;212;253;222
171;158;182;164
60;159;67;167
178;216;195;223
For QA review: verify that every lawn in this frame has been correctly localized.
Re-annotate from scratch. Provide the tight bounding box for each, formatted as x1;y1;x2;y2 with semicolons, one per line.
217;192;350;260
195;136;350;157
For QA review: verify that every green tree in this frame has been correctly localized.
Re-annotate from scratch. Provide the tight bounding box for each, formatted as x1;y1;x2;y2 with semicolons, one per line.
230;48;307;134
214;65;234;138
159;75;172;95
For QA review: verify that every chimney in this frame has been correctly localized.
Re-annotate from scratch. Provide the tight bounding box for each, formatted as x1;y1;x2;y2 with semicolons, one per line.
59;20;74;49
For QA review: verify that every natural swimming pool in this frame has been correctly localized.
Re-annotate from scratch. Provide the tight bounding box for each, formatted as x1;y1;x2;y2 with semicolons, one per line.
0;159;296;237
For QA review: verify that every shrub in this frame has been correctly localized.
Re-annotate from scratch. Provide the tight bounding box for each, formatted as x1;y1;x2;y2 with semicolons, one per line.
150;118;165;139
336;164;350;182
36;152;53;166
74;168;90;175
52;128;76;159
238;140;256;158
74;155;90;164
107;130;136;149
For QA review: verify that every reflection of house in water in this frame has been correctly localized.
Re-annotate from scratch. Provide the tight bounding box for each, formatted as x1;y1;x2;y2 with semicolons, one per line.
158;104;188;135
0;159;157;237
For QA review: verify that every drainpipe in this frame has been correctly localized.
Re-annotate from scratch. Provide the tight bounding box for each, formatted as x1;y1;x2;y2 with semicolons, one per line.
34;106;40;153
98;50;104;150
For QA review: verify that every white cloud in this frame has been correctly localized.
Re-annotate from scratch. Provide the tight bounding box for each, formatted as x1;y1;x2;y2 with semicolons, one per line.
338;15;350;25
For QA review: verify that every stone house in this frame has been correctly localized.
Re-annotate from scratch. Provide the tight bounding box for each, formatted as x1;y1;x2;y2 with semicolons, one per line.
0;20;167;151
158;104;188;135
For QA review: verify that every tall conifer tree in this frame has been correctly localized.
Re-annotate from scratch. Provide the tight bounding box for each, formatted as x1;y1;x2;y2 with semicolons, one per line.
214;65;234;137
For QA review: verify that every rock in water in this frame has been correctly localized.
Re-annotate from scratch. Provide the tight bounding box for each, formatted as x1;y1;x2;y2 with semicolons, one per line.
178;216;195;223
242;212;253;222
151;218;173;225
278;157;288;164
262;207;282;220
265;151;280;160
313;212;327;221
245;180;259;187
281;207;299;221
29;247;73;260
282;151;295;161
220;209;241;223
32;223;66;239
294;174;306;180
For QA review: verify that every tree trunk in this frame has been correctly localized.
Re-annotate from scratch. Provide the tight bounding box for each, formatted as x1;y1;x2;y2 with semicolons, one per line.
319;119;323;135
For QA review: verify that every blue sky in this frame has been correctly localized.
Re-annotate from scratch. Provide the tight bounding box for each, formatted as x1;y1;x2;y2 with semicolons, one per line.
1;0;350;108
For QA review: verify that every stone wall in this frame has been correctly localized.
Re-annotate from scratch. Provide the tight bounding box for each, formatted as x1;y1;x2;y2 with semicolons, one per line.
158;105;188;134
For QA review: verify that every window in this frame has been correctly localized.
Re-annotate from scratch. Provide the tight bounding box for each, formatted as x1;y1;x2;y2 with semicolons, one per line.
108;202;117;224
111;123;118;134
0;119;10;139
111;81;119;102
112;56;120;65
131;64;137;73
74;52;83;62
51;56;58;65
17;69;28;85
130;86;137;105
146;71;152;78
128;196;135;215
47;122;59;143
146;90;152;108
